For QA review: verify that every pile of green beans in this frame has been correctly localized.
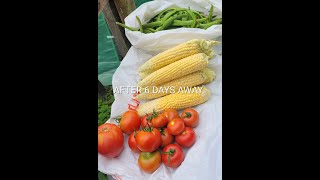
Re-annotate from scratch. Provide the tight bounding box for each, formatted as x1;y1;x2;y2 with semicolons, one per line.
116;5;222;34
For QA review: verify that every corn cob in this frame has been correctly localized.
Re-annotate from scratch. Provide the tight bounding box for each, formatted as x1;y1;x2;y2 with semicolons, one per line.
137;68;215;100
137;86;211;116
137;53;209;88
138;39;219;79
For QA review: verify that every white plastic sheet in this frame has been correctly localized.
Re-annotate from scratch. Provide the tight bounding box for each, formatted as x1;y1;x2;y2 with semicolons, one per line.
98;0;222;179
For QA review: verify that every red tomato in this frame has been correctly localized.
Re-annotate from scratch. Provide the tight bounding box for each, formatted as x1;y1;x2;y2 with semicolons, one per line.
167;118;185;135
162;144;184;168
119;110;141;134
159;128;174;148
136;127;161;152
163;108;180;121
141;113;153;128
175;127;196;148
151;113;168;128
138;150;162;173
128;131;140;153
98;123;124;158
181;108;199;128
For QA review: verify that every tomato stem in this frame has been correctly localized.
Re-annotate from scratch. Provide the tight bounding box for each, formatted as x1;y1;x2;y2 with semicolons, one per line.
163;149;175;164
115;116;122;123
159;128;165;136
183;112;192;118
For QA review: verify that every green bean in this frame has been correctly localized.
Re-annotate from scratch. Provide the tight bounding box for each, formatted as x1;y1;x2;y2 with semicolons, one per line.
171;18;207;26
200;18;222;29
191;10;206;19
186;10;196;28
156;14;186;31
115;22;138;31
161;9;178;22
208;5;214;22
143;29;152;33
145;28;157;33
142;21;163;28
136;16;143;33
181;16;187;21
156;8;175;21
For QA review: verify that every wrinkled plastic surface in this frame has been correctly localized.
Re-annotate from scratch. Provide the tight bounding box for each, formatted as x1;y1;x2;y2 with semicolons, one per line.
98;14;120;86
98;0;222;179
124;0;222;52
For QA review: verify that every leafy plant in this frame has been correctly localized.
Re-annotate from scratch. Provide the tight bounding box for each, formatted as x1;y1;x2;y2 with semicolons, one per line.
98;86;114;126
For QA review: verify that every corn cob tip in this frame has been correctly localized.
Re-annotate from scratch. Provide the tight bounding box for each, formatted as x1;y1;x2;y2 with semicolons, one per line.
202;68;216;84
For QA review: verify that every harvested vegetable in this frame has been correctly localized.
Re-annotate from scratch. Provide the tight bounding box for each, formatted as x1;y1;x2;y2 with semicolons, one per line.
116;5;221;33
138;39;219;79
137;86;211;116
137;68;215;100
138;53;210;88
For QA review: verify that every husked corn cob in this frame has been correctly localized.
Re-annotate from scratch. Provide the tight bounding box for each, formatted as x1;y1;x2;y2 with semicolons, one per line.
137;68;215;100
137;86;211;116
137;53;209;88
138;39;219;79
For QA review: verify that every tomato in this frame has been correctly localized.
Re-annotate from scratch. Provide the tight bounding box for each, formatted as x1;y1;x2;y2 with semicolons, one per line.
175;127;196;148
151;113;168;128
138;150;162;173
181;108;199;128
128;131;140;153
141;113;153;128
162;144;184;168
163;108;180;121
98;123;124;158
159;128;174;148
119;110;141;134
167;118;185;135
136;127;161;152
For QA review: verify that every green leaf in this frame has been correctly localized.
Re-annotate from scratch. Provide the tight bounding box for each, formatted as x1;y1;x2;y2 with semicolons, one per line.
98;171;108;180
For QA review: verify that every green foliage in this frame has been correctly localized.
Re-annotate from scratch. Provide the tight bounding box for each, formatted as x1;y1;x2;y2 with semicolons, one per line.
98;86;114;126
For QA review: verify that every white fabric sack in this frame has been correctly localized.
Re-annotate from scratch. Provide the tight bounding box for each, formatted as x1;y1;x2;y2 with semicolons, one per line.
124;0;222;52
98;0;222;179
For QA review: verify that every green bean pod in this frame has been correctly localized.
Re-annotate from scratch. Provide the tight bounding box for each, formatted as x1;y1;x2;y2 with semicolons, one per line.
142;21;163;28
200;18;222;29
171;18;207;26
156;14;187;31
161;9;178;22
186;10;196;28
208;5;214;22
136;16;143;33
115;22;138;31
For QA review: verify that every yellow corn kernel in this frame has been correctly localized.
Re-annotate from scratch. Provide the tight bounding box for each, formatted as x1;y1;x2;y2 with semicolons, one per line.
138;39;219;79
137;53;209;88
137;68;215;100
137;86;211;116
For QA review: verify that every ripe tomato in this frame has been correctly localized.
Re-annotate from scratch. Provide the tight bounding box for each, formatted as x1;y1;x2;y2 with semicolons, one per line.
141;113;153;128
151;112;168;128
128;131;140;153
136;127;161;152
181;108;199;128
119;110;141;134
138;150;162;173
175;127;196;148
98;123;124;158
163;108;180;121
159;128;174;148
167;118;185;135
162;144;184;168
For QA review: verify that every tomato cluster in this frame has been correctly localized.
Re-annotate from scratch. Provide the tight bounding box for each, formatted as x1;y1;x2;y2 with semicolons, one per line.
98;107;200;174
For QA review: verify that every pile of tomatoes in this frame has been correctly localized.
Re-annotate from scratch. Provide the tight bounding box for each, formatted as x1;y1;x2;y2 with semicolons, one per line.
98;108;199;174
